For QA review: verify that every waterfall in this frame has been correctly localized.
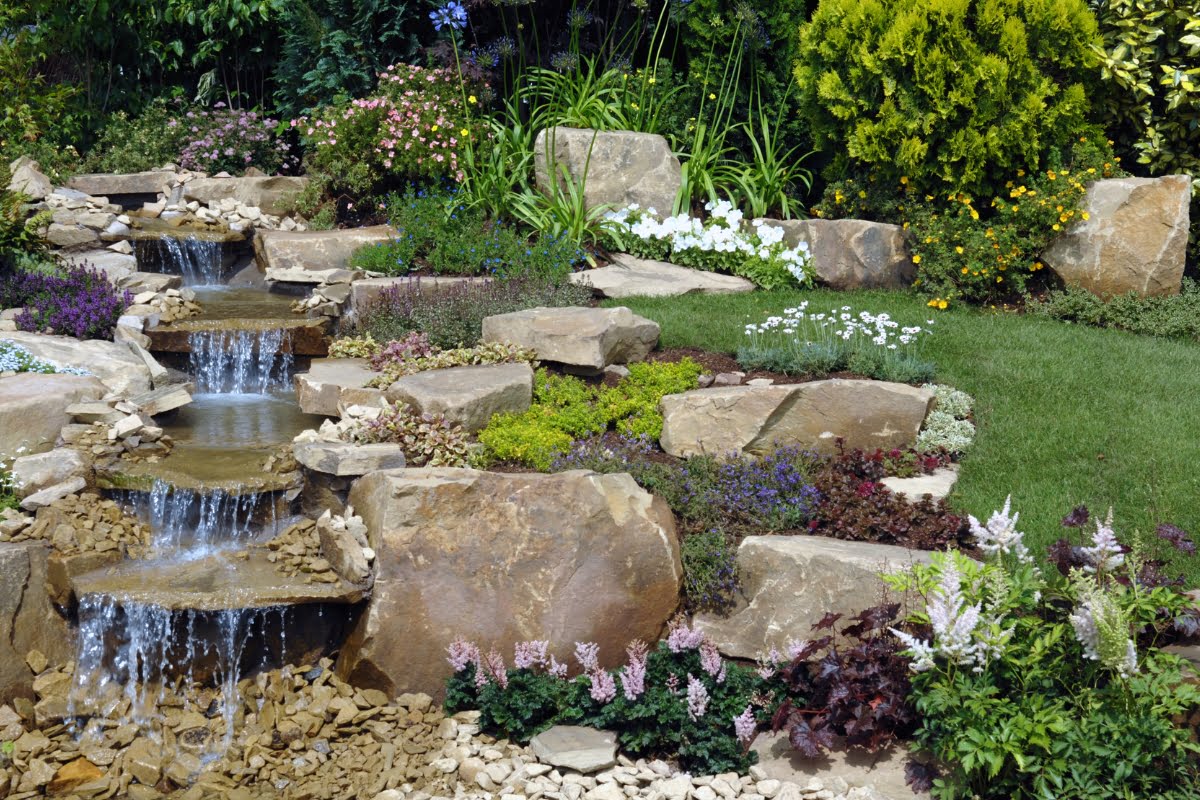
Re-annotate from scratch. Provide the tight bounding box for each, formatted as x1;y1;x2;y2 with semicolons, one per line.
188;328;293;394
121;480;276;556
70;597;294;758
140;236;224;286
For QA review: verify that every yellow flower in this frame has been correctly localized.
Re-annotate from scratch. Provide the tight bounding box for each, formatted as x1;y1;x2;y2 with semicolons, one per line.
649;77;656;84
938;299;948;309
1017;169;1026;177
460;128;470;137
955;246;964;254
1052;223;1061;231
858;190;867;198
1081;211;1090;221
431;124;438;131
468;95;477;104
900;176;908;185
925;194;934;201
961;267;968;274
912;254;922;264
1047;170;1057;181
708;93;716;100
1011;205;1019;212
997;276;1003;283
970;208;979;220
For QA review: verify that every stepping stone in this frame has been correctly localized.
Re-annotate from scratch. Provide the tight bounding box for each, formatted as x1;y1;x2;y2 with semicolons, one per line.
572;253;755;298
881;465;959;502
386;363;534;432
658;380;934;457
294;359;385;416
530;726;618;774
481;306;659;374
293;442;407;477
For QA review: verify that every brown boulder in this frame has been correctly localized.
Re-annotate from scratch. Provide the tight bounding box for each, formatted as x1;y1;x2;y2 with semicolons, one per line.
0;543;73;704
1042;174;1192;298
533;128;681;217
254;225;396;274
755;218;916;290
337;468;682;696
658;380;934;458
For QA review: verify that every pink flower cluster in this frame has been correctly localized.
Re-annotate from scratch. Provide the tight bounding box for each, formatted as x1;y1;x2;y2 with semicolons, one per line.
175;107;294;175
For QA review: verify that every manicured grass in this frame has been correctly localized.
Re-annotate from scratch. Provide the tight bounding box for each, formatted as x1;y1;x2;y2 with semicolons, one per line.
608;289;1200;584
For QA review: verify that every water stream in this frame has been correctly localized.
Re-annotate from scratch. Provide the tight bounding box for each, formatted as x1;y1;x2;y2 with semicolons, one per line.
139;235;225;286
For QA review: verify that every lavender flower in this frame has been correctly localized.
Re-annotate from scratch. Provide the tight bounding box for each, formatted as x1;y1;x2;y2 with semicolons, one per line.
3;264;130;340
686;674;709;720
733;705;757;745
699;640;726;684
547;656;568;678
429;1;467;30
483;648;508;689
447;639;480;672
968;495;1031;563
588;669;617;703
667;619;706;653
1081;508;1125;572
574;641;600;672
513;640;549;670
619;641;648;701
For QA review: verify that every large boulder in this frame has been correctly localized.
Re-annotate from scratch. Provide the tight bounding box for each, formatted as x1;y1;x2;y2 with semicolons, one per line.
337;468;682;696
0;373;107;461
481;306;659;373
55;250;138;284
294;359;385;416
1042;174;1192;298
534;128;681;216
0;543;73;704
10;449;87;499
755;219;916;290
659;380;933;457
695;536;934;660
386;363;534;432
571;254;755;298
0;332;152;395
45;224;100;250
66;171;175;198
254;226;396;275
293;442;407;477
7;157;53;201
182;175;309;216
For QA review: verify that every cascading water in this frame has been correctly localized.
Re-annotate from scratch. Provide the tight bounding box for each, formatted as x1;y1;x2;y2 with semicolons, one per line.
188;328;293;394
120;479;278;556
141;235;224;286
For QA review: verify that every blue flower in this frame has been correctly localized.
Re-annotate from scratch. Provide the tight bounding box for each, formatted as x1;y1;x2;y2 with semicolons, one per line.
429;2;467;31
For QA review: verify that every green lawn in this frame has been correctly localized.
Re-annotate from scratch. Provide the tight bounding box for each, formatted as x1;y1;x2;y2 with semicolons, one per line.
607;289;1200;584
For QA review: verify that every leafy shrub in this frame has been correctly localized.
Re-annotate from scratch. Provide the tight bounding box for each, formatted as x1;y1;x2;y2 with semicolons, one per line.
343;400;472;467
0;183;47;267
1091;0;1200;184
328;333;382;359
0;340;89;376
767;604;918;757
83;98;185;173
350;273;594;350
739;301;936;382
603;201;813;290
887;501;1200;798
366;340;537;388
444;621;765;774
795;0;1102;197
1031;279;1200;340
1;264;130;340
0;23;80;168
680;529;741;614
480;362;701;470
175;105;295;175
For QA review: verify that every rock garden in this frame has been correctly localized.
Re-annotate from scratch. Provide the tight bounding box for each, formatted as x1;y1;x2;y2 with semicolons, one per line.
1;1;1200;799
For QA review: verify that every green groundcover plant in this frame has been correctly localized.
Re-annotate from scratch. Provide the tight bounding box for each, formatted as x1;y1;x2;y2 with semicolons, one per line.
1031;278;1200;341
886;499;1200;798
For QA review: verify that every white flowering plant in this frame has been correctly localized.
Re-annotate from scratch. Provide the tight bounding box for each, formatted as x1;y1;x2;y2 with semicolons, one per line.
738;301;937;383
884;498;1200;798
916;384;976;454
0;340;89;376
601;200;814;290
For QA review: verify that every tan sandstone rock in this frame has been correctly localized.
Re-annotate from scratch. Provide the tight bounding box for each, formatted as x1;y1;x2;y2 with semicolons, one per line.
0;373;107;461
0;543;73;704
481;306;659;373
337;468;682;696
755;219;916;290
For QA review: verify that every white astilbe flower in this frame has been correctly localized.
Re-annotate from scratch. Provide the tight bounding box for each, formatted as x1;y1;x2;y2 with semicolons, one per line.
927;558;983;665
1081;508;1125;572
1069;596;1102;661
968;496;1032;563
1070;579;1139;678
888;628;937;673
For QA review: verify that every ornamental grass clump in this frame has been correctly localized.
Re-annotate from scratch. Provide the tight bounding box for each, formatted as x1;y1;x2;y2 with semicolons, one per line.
444;620;765;774
1;264;129;340
739;301;936;383
885;499;1200;798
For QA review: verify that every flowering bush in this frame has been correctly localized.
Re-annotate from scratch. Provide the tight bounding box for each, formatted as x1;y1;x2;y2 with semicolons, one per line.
1;265;129;340
297;64;476;194
602;201;813;290
173;105;295;175
739;301;936;383
343;400;473;467
886;499;1200;798
444;620;764;774
0;340;89;375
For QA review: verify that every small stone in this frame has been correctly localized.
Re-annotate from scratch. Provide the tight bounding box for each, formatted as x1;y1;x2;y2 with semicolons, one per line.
25;649;48;674
530;726;618;775
46;757;104;794
756;780;781;798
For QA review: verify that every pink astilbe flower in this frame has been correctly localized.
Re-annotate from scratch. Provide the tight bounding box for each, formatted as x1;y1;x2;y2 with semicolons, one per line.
574;641;600;672
665;673;680;695
756;648;782;680
446;639;479;672
733;705;757;745
619;640;648;701
588;669;617;703
667;619;706;653
699;640;726;683
686;674;709;720
514;640;549;670
547;655;568;679
483;648;508;690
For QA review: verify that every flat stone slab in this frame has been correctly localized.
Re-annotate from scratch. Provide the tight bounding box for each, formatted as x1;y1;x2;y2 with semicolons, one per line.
71;549;366;612
20;478;86;512
94;454;302;495
695;536;934;661
295;359;385;416
254;226;396;273
0;373;107;461
126;383;194;417
481;306;659;373
117;272;182;293
572;254;755;298
881;466;959;502
293;442;407;476
55;250;138;284
350;276;493;315
530;726;618;774
1;331;152;395
386;362;534;432
67;171;175;197
10;449;86;499
659;380;934;458
145;317;331;356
